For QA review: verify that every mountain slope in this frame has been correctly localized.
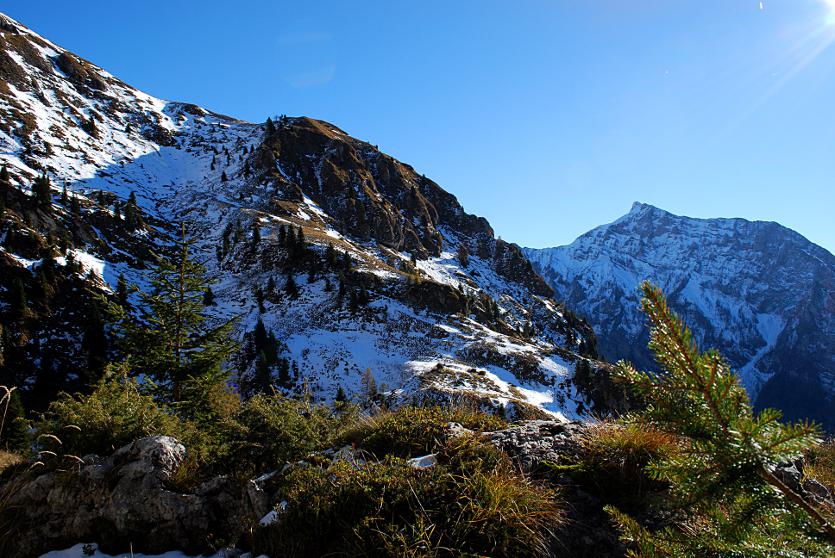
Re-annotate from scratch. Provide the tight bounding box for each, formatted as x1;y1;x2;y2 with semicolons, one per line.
525;202;835;429
0;12;602;418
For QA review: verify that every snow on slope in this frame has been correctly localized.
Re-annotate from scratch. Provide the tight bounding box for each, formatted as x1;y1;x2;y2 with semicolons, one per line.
0;12;598;418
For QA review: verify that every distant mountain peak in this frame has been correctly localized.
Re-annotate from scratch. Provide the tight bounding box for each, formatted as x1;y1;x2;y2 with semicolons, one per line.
525;205;835;430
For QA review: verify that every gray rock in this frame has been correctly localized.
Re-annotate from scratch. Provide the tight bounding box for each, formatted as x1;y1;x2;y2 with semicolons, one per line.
3;436;256;558
484;420;588;472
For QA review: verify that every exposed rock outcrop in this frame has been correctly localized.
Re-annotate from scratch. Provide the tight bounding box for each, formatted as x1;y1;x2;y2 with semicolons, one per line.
485;420;588;472
3;436;255;558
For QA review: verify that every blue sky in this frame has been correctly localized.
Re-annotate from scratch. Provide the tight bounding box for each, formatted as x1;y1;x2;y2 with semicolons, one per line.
5;1;835;251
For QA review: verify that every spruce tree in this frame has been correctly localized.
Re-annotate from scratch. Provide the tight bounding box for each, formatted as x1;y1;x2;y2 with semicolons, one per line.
116;274;130;308
221;171;228;182
9;278;28;320
285;272;298;298
277;358;291;388
124;192;144;231
325;242;337;268
251;220;261;248
203;287;215;306
70;194;81;218
254;350;271;393
457;243;470;268
121;224;237;404
265;117;276;137
81;302;108;387
32;173;52;208
0;387;29;454
361;368;377;404
0;164;11;202
608;282;835;556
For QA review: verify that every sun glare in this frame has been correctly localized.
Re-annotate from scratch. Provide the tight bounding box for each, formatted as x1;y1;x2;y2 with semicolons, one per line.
821;0;835;25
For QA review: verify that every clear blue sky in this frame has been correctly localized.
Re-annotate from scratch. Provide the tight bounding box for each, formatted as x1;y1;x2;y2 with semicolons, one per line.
5;1;835;252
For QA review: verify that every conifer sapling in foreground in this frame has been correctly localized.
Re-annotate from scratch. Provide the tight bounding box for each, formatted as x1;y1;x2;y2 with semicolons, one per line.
608;281;835;557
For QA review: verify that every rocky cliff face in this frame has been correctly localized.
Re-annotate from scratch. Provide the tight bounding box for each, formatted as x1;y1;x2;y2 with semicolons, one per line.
525;202;835;429
0;12;600;418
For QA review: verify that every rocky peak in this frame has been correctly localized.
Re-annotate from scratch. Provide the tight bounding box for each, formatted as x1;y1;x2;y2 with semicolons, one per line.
0;11;602;420
525;204;835;429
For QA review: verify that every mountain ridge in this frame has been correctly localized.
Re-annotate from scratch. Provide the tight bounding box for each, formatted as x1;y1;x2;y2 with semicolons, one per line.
0;11;603;419
525;201;835;429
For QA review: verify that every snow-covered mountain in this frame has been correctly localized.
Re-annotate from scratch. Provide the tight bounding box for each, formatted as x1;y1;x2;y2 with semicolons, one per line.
0;13;603;419
525;202;835;429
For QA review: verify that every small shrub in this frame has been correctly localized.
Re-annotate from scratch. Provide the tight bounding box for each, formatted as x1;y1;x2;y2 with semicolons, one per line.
570;422;677;504
228;393;356;476
254;436;561;557
35;365;180;458
338;405;506;458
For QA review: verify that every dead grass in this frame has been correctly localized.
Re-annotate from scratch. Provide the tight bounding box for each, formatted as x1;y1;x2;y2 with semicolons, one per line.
0;451;22;475
570;421;679;504
804;439;835;492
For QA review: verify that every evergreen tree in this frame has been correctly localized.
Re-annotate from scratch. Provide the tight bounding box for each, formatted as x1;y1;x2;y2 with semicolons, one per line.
40;250;57;284
124;192;144;231
251;220;261;248
61;183;68;205
0;387;29;454
221;171;228;182
255;287;265;313
32;173;52;208
285;272;298;298
69;193;81;218
203;287;215;306
361;368;377;404
234;220;244;244
277;358;291;388
325;242;337;268
121;224;237;404
265;117;277;137
335;385;347;403
253;317;268;354
116;273;130;308
609;282;835;556
0;164;11;203
9;278;28;319
457;243;470;268
81;302;108;387
337;279;346;305
254;350;271;393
